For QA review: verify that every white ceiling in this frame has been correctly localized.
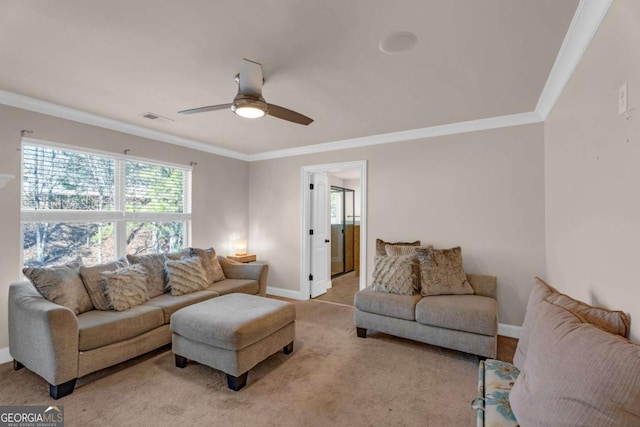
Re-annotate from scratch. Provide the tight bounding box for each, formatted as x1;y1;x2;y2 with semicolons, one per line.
0;1;580;157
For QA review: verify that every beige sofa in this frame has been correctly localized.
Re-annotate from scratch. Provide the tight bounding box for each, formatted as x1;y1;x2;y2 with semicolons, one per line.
9;256;268;399
354;274;498;358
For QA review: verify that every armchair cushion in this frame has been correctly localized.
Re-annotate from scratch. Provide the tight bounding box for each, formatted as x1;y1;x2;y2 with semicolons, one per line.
514;277;630;370
510;300;640;426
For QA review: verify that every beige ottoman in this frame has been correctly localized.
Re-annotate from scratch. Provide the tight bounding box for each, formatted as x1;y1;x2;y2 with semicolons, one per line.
171;293;295;391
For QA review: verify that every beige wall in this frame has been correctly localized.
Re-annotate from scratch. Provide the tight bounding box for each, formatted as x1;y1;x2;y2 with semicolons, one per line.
0;104;249;350
545;0;640;342
249;123;546;327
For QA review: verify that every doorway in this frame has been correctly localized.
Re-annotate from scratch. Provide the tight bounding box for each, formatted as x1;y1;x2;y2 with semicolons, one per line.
330;186;356;278
300;161;367;301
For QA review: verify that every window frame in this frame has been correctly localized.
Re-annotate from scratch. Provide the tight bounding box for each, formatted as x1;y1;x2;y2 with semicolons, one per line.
20;137;192;269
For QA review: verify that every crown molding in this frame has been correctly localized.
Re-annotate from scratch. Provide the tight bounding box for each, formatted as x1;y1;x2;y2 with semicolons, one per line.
535;0;612;119
249;111;543;161
0;1;610;162
0;90;249;161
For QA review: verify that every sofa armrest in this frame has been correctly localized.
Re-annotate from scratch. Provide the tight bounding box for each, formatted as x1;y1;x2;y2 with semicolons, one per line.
467;274;497;300
218;256;269;296
9;281;79;385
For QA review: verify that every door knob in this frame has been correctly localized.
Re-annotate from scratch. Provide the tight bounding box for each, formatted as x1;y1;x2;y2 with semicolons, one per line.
325;239;330;243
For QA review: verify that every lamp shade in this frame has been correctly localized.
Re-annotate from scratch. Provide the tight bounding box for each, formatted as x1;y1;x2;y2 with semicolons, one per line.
235;239;247;255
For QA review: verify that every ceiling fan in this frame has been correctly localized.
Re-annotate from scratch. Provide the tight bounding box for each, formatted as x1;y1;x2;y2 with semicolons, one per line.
178;58;313;126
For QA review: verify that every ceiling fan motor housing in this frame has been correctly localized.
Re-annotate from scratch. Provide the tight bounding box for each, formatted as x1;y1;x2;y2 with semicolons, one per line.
231;94;268;118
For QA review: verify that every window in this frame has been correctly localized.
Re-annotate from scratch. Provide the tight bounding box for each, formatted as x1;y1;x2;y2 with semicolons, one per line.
21;140;191;268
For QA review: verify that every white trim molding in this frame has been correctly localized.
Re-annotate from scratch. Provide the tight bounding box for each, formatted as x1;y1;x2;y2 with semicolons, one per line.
0;347;11;364
266;286;306;301
250;112;543;161
498;323;522;339
0;90;249;161
535;0;612;119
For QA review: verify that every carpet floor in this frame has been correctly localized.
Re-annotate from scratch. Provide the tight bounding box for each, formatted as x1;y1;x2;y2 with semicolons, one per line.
315;271;360;306
0;301;479;426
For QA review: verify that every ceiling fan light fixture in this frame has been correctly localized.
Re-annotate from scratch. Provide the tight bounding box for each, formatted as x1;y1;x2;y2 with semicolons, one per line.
232;97;268;119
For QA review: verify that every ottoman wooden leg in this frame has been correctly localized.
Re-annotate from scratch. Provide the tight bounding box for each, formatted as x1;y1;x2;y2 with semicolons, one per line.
283;341;294;354
356;327;367;338
227;372;248;391
13;360;24;371
175;355;187;368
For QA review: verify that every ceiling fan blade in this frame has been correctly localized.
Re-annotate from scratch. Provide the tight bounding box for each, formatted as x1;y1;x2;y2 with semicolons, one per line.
239;58;264;96
178;104;232;114
267;104;314;125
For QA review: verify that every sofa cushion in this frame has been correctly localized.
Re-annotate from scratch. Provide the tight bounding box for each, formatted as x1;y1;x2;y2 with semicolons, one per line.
415;295;497;336
375;239;420;256
206;279;259;296
371;255;416;296
77;304;164;351
191;247;226;283
126;253;166;298
513;277;630;370
416;247;474;296
80;258;128;310
102;264;150;311
23;258;94;314
144;290;219;323
510;300;640;426
165;257;208;296
354;287;422;321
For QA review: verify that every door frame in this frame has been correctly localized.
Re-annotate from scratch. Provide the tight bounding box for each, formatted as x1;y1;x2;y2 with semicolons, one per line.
300;160;367;299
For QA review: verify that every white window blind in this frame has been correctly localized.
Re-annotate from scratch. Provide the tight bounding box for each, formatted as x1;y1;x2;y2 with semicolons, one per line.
21;139;191;268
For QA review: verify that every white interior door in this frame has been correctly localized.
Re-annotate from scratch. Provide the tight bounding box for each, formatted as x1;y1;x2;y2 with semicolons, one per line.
310;172;331;298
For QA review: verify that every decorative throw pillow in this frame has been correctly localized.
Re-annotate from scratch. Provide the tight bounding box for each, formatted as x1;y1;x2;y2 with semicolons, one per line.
166;248;192;261
102;265;149;312
191;247;225;284
164;248;193;292
371;255;416;296
415;247;473;296
376;239;420;256
510;300;640;426
23;258;94;314
166;257;209;296
384;245;419;256
126;253;166;298
513;276;630;371
80;258;129;310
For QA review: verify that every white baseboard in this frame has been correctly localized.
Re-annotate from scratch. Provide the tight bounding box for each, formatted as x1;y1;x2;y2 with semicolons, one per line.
0;347;11;364
498;323;522;339
266;286;308;301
